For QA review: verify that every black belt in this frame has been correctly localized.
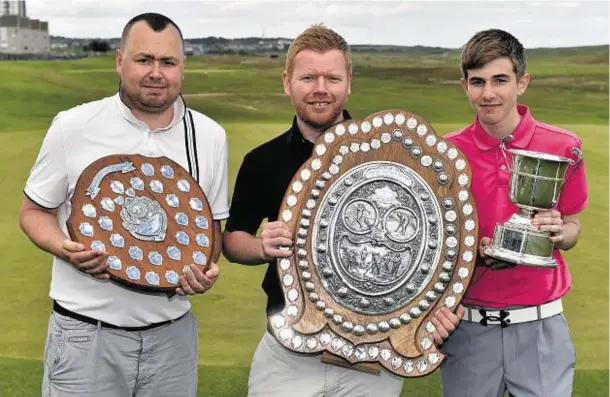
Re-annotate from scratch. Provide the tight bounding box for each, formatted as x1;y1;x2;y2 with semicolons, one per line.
52;301;182;331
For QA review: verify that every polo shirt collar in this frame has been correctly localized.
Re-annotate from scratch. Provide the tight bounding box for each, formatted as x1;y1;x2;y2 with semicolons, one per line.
114;92;186;132
287;109;352;146
472;104;535;151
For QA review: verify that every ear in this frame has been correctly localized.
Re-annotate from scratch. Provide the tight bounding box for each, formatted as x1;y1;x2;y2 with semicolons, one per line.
115;49;122;75
347;71;353;95
460;77;468;92
282;70;291;96
517;72;530;96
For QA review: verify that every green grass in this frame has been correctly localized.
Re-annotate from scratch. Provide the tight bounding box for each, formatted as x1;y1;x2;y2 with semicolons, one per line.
0;50;607;396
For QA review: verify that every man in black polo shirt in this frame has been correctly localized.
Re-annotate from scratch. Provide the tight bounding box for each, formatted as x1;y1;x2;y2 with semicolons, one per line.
223;24;462;397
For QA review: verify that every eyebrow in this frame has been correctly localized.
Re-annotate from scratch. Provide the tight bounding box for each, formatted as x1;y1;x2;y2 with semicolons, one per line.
469;73;510;82
135;53;179;62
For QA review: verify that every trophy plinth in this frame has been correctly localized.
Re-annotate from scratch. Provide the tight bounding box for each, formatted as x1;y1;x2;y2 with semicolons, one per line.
483;148;583;268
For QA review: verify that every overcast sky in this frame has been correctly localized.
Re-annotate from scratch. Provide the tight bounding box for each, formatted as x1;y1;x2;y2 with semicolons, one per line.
25;0;609;48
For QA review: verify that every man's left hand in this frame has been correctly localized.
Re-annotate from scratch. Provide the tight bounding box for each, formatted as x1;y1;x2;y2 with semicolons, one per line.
431;305;465;345
176;262;219;296
532;209;564;244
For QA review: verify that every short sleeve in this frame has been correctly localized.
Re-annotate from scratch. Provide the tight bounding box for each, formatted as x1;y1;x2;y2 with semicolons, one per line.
224;151;265;234
205;132;230;220
557;139;588;216
24;115;69;209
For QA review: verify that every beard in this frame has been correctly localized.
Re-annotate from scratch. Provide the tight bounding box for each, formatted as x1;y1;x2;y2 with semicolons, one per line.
294;99;344;130
120;83;179;115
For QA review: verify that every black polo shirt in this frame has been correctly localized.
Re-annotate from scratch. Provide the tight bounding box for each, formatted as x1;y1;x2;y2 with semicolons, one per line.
226;110;352;315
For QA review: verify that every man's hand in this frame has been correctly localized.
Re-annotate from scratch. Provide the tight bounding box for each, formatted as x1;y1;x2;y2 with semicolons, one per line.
478;236;516;270
532;209;564;244
176;262;219;296
61;239;109;279
260;221;293;261
431;305;465;345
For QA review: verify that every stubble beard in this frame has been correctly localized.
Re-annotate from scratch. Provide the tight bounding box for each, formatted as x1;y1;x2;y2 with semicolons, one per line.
120;85;177;115
295;101;344;130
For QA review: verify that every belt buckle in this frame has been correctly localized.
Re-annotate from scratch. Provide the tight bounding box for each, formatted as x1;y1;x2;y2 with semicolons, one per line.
478;309;511;328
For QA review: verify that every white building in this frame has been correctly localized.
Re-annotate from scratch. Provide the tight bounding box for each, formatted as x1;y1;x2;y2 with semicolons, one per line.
0;1;49;54
0;1;26;17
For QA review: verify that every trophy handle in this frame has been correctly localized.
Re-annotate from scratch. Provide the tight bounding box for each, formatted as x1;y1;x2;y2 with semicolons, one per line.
556;147;583;195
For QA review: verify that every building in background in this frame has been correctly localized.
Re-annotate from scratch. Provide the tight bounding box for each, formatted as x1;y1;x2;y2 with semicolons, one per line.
0;0;49;54
0;0;26;17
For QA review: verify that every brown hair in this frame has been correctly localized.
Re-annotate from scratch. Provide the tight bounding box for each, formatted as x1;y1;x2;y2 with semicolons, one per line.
285;24;352;75
461;29;526;79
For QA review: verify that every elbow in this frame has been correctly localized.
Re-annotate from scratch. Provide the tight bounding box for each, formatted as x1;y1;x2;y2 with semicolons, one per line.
221;231;239;263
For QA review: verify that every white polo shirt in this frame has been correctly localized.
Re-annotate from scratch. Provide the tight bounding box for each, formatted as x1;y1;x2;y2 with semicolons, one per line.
24;93;230;326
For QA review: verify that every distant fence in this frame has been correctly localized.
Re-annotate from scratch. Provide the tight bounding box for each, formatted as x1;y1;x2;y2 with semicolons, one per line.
0;53;89;61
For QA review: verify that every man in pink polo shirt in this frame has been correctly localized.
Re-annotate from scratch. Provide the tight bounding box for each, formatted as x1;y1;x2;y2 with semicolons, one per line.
439;29;588;397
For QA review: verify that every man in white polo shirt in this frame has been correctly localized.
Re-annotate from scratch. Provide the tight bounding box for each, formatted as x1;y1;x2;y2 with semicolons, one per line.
19;13;229;397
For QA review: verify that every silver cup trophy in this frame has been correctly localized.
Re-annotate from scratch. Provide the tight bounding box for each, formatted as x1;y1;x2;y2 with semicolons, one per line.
483;144;583;268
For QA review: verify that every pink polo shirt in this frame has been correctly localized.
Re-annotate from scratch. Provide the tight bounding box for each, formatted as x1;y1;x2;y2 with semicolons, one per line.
445;105;588;308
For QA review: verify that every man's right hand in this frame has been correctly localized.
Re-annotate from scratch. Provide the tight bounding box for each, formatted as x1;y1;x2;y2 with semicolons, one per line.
260;221;294;261
61;239;109;279
478;236;516;270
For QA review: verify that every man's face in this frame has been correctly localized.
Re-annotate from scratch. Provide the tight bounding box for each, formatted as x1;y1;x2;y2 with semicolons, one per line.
116;21;185;114
283;49;352;130
460;57;530;127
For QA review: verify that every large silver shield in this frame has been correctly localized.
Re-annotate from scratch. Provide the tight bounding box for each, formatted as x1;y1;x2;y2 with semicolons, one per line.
269;110;479;377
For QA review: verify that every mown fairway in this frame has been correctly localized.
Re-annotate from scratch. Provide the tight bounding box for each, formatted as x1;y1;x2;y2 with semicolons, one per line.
0;47;607;396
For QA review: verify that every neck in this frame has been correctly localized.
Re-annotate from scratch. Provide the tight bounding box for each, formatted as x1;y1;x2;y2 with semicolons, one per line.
479;106;522;140
119;89;176;130
296;113;345;144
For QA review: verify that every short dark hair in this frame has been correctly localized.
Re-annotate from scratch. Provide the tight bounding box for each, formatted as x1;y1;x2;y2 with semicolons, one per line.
461;29;527;79
120;13;184;50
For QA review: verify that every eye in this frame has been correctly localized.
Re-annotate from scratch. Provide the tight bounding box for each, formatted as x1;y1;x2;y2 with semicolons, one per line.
162;60;176;66
302;76;314;82
137;58;150;64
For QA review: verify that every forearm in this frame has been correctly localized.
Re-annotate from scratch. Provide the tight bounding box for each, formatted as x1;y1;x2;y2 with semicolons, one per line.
222;230;267;265
212;221;222;263
556;219;580;250
20;209;66;259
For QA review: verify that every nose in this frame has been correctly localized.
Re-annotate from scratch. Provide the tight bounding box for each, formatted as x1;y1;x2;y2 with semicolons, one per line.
482;82;495;100
149;61;162;79
313;76;329;94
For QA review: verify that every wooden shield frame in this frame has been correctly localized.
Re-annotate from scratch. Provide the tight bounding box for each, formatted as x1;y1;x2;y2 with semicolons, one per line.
67;154;214;293
269;110;478;377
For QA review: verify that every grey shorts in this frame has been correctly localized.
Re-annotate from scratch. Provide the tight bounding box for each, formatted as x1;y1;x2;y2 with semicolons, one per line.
42;309;199;397
247;331;404;397
439;313;576;397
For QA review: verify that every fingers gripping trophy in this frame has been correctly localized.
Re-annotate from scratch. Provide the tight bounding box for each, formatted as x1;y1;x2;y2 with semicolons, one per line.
483;139;583;268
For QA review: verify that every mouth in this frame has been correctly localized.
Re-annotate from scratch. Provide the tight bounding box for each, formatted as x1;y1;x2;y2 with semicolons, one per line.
482;104;501;109
308;101;332;109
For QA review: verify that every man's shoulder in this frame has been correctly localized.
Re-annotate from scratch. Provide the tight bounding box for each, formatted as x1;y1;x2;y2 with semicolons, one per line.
244;128;292;161
534;121;582;146
443;124;473;143
187;108;226;141
54;95;116;127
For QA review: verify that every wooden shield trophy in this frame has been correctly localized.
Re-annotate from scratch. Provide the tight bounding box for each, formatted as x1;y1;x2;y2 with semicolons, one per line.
269;110;478;377
67;154;214;293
